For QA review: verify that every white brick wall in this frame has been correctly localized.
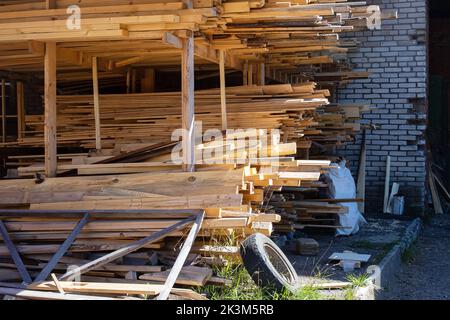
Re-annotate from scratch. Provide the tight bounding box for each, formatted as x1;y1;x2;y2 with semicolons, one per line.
337;0;428;213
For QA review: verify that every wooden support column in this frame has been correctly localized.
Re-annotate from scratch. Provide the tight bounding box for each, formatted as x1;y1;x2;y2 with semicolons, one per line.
1;79;5;144
181;35;195;172
126;69;131;94
16;82;25;140
243;61;248;85
219;50;227;131
258;63;265;86
247;63;253;85
131;69;137;93
92;57;101;150
141;69;155;93
44;42;57;177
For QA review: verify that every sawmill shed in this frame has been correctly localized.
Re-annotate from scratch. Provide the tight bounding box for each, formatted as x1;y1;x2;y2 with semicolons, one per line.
0;0;446;300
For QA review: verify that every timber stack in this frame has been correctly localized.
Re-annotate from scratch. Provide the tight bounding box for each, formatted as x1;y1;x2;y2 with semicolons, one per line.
0;0;396;300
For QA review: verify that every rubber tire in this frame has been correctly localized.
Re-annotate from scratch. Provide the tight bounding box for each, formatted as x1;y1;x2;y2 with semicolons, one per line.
240;233;299;293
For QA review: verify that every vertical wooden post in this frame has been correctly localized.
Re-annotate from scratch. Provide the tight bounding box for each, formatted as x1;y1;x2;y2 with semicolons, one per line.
258;63;265;86
44;42;57;177
219;50;227;131
181;35;195;172
92;56;101;150
1;79;5;144
243;61;248;86
141;68;155;93
247;63;253;85
16;82;25;140
126;69;131;94
383;155;391;214
131;69;137;93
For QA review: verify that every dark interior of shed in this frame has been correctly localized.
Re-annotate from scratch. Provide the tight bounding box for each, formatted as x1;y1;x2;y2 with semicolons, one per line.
428;0;450;207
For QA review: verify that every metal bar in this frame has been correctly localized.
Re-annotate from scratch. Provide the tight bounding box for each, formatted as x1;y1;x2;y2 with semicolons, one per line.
58;215;196;281
0;220;32;284
156;211;204;300
33;213;89;283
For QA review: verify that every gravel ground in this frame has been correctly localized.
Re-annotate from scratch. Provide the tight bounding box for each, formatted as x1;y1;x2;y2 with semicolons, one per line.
379;214;450;300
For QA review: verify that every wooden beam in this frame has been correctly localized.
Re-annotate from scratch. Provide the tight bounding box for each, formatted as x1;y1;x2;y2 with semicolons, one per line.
50;273;65;295
0;220;32;284
383;155;391;213
219;50;227;131
33;213;89;283
0;285;119;300
141;69;155;93
157;211;204;300
181;35;195;172
243;61;248;85
259;63;266;86
1;79;5;144
16;82;25;140
58;215;197;281
247;63;253;85
44;42;57;178
92;57;102;150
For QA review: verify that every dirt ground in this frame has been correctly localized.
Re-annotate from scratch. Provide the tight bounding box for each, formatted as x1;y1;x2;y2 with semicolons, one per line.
379;214;450;300
280;218;413;284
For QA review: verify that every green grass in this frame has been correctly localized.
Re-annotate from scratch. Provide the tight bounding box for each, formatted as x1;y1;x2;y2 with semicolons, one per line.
341;273;371;301
200;263;324;300
346;273;370;288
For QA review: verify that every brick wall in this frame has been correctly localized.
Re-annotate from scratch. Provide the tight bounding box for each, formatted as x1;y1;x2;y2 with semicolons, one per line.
337;0;428;214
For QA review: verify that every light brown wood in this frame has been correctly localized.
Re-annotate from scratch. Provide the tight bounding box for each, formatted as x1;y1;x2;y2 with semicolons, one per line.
92;56;102;150
181;35;195;172
44;42;57;177
219;50;227;131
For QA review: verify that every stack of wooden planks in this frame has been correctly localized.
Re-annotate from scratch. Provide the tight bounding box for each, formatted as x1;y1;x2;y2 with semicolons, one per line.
0;0;398;300
0;1;397;84
16;83;328;149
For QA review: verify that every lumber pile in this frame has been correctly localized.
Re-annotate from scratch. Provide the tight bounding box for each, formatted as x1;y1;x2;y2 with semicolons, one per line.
0;0;396;84
0;0;398;300
16;83;328;149
267;186;354;232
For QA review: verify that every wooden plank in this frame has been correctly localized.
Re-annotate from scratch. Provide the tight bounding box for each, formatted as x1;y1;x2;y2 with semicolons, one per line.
181;35;195;172
0;285;119;300
44;42;57;177
0;220;32;284
92;56;101;150
30;281;162;296
219;50;227;131
157;211;204;300
58;214;199;281
141;265;211;286
356;129;366;213
383;155;391;213
16;81;25;140
50;273;65;295
33;213;89;283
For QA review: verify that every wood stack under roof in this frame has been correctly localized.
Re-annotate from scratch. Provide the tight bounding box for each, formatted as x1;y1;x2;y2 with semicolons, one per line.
0;0;396;300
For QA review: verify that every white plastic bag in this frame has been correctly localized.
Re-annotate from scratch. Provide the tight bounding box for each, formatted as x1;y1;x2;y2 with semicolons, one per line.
323;160;367;236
